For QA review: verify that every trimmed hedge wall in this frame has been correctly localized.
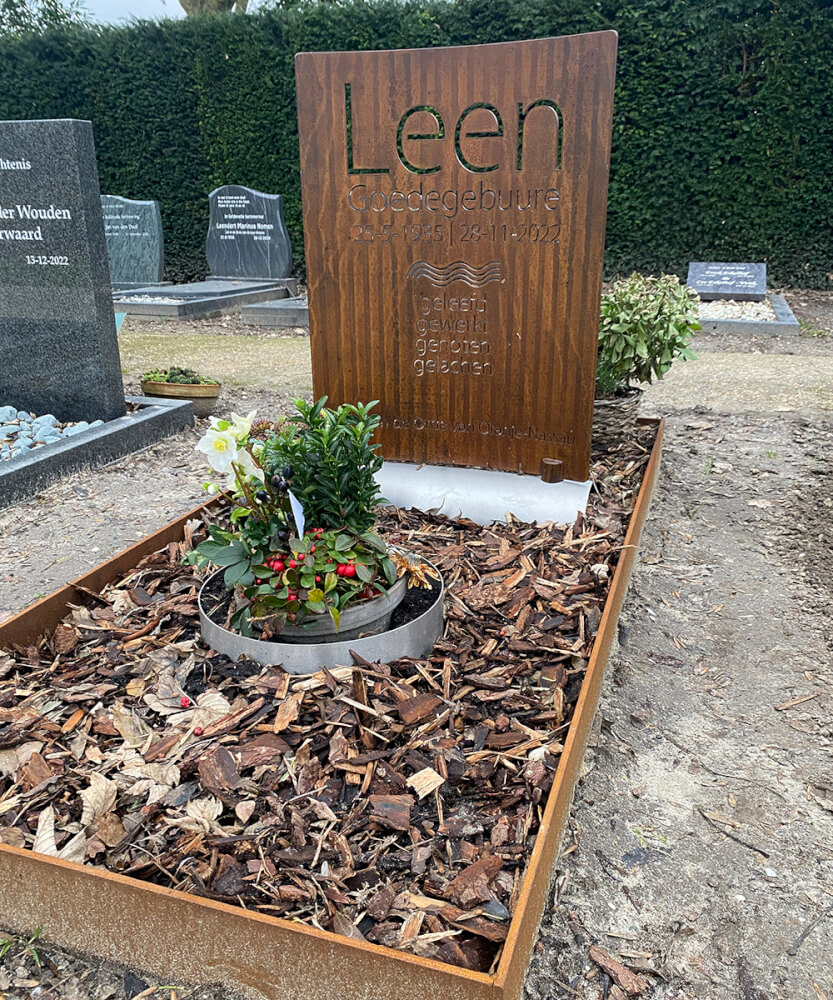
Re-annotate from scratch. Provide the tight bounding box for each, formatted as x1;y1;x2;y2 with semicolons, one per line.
1;0;830;286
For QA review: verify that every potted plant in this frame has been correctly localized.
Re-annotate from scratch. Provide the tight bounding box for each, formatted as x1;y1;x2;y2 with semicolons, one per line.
187;400;438;655
140;366;221;418
594;273;699;441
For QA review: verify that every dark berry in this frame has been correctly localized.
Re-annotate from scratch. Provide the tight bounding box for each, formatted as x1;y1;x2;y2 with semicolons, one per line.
256;489;269;502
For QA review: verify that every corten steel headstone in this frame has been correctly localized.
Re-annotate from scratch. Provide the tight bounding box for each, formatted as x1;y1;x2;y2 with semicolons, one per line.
687;261;766;302
0;119;125;423
296;33;617;481
206;185;292;280
101;195;164;287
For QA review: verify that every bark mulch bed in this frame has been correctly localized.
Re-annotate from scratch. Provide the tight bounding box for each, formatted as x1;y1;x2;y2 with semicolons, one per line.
0;428;655;975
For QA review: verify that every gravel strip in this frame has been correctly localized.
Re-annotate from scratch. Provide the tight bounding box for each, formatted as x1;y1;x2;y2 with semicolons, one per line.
698;298;777;321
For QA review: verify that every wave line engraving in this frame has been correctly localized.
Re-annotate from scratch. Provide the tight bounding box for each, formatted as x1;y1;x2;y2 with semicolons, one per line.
406;260;503;288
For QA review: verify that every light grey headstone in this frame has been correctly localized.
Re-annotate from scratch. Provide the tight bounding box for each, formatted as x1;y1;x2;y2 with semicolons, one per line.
0;119;125;423
687;262;766;301
101;195;164;286
206;185;292;279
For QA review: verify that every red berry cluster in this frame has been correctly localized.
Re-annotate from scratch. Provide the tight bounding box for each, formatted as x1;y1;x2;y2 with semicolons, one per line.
336;562;356;578
266;555;285;573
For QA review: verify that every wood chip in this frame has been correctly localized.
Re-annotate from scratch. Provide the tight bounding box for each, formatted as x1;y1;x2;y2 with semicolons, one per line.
407;767;445;800
588;945;647;995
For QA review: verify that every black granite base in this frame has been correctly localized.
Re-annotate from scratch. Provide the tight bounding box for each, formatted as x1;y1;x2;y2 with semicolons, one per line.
0;395;193;509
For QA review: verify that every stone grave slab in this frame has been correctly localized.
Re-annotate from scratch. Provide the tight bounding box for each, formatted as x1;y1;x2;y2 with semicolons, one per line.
101;195;164;288
113;279;288;319
697;293;799;337
0;394;193;509
241;295;309;328
206;185;292;280
687;261;766;301
296;32;617;485
0;118;125;423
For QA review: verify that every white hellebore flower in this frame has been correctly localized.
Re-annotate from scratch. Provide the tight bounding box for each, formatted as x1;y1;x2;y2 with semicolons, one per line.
227;410;257;442
195;427;237;475
234;445;264;483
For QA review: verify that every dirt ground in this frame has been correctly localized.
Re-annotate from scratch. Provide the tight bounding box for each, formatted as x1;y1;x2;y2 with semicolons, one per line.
0;291;831;999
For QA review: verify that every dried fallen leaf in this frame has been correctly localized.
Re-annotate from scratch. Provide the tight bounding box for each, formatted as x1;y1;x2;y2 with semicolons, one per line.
33;805;87;863
80;772;118;827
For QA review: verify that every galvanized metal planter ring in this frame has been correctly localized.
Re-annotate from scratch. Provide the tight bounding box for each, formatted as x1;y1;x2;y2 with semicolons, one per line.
199;560;443;673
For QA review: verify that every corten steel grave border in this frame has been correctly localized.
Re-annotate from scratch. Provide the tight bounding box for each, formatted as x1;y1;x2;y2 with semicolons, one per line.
0;418;663;1000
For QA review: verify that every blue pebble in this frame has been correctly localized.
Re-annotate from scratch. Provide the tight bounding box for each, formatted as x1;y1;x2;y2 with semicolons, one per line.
32;413;58;428
0;406;17;422
64;422;90;437
89;420;104;429
16;410;30;420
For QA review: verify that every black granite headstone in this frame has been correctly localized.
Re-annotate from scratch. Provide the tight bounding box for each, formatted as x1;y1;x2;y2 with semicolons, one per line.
687;262;766;302
205;185;292;280
0;119;125;423
101;195;164;287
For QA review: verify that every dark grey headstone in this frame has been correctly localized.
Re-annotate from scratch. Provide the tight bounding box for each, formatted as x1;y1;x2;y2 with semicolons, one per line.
101;195;164;286
0;119;125;423
206;185;292;279
687;261;766;301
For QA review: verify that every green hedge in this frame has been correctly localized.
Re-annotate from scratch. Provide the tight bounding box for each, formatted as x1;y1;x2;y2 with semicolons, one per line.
1;0;830;286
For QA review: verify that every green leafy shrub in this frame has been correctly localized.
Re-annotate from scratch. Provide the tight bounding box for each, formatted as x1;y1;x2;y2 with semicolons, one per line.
186;405;434;638
596;273;699;397
142;366;219;385
262;398;385;534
